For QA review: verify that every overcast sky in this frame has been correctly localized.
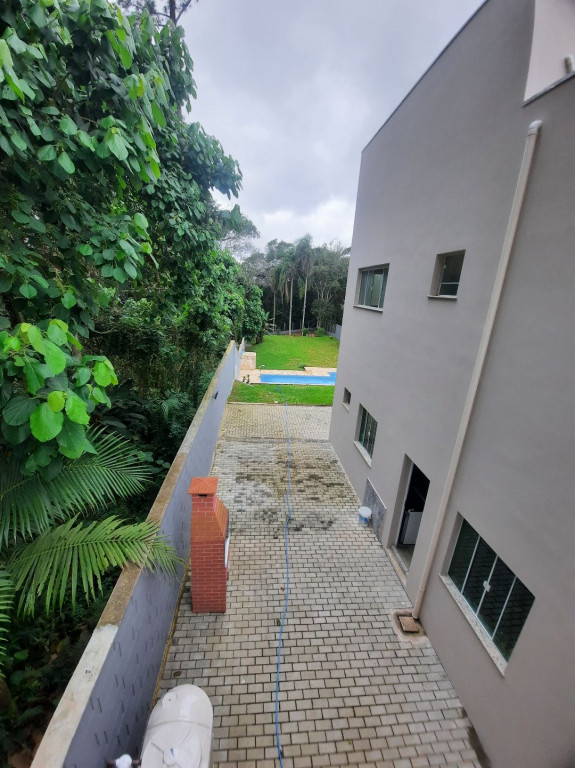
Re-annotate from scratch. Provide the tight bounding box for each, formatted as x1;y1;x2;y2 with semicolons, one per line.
182;1;483;250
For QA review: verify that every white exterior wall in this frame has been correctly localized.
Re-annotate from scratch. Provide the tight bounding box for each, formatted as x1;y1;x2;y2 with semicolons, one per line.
330;1;575;766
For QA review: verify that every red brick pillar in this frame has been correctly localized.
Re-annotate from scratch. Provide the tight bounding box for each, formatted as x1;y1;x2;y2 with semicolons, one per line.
189;477;229;613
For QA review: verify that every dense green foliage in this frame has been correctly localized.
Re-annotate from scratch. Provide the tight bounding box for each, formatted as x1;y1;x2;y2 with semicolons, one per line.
0;0;265;756
249;335;340;370
229;381;334;406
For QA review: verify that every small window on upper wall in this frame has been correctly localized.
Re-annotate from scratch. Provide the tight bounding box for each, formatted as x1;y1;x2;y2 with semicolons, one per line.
343;388;351;409
355;265;389;310
430;251;464;298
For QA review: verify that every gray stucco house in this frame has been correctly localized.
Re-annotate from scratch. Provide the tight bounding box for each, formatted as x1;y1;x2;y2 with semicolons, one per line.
330;1;575;766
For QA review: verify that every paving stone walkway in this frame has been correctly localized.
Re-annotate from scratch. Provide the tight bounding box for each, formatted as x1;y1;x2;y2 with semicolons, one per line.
159;404;482;768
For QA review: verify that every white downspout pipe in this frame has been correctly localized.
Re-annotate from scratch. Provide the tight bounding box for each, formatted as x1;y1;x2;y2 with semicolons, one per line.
412;120;542;619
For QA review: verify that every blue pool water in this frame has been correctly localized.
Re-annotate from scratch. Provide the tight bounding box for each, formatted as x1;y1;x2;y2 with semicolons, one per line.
261;371;337;386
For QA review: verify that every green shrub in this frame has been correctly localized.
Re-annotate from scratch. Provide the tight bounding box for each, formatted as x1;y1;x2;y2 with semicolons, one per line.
302;328;309;336
315;327;326;337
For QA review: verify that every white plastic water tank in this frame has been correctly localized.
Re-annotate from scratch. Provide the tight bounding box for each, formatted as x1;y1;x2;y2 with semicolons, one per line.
141;685;213;768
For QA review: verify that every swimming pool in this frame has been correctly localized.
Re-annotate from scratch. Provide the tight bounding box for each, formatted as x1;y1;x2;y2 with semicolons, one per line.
260;371;337;386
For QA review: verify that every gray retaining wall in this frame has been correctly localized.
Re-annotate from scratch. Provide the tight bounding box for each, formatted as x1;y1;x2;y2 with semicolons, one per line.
32;341;241;768
328;324;342;340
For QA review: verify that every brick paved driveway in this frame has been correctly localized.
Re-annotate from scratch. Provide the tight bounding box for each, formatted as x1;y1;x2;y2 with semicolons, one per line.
159;404;482;767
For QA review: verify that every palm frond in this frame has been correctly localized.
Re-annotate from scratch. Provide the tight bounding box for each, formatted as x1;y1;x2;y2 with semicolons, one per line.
0;454;55;546
0;431;151;547
160;392;184;421
0;570;14;668
10;516;180;618
48;430;151;516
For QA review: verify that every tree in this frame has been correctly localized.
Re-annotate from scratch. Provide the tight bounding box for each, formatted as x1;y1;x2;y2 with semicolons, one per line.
236;267;267;343
268;261;282;333
0;0;247;667
219;205;260;261
268;241;298;335
117;0;198;26
310;242;350;328
295;235;314;331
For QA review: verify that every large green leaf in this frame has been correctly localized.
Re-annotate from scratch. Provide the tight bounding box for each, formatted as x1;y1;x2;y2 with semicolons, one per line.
43;340;66;375
27;325;45;353
3;395;37;426
151;101;166;128
38;144;57;161
55;419;86;459
23;362;46;394
19;283;37;299
46;323;67;346
28;3;48;28
107;132;128;161
61;291;76;309
65;391;89;425
47;390;65;412
1;421;30;445
59;114;78;136
57;151;75;174
93;361;113;386
74;367;91;386
0;40;14;69
30;403;64;442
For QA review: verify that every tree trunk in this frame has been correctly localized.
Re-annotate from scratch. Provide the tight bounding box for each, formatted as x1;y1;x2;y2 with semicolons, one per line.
288;279;293;335
301;275;308;331
169;0;176;22
273;292;276;333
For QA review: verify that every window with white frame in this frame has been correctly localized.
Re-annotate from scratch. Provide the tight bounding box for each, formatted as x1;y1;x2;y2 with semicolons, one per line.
357;406;377;458
430;251;464;297
356;265;388;309
448;519;534;661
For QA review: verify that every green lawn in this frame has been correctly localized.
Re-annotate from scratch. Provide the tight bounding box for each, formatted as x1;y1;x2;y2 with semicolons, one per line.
248;335;339;370
229;382;334;406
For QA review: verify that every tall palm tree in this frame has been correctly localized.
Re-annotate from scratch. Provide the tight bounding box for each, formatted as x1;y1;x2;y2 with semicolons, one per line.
277;245;298;335
0;430;178;665
295;235;314;332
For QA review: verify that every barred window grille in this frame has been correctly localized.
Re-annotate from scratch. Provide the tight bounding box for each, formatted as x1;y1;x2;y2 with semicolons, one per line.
448;520;535;660
358;406;377;457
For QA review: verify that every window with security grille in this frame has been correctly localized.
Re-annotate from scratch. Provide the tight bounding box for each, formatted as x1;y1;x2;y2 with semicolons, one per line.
357;406;377;458
356;265;389;309
448;519;534;661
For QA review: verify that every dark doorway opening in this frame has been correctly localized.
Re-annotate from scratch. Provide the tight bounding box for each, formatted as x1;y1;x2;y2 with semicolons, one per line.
395;462;430;571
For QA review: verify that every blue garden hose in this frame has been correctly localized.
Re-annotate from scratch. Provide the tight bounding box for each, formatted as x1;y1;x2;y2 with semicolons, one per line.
274;396;292;766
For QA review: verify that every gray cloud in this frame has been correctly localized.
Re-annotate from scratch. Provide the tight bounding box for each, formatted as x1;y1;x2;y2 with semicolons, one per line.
182;0;482;247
